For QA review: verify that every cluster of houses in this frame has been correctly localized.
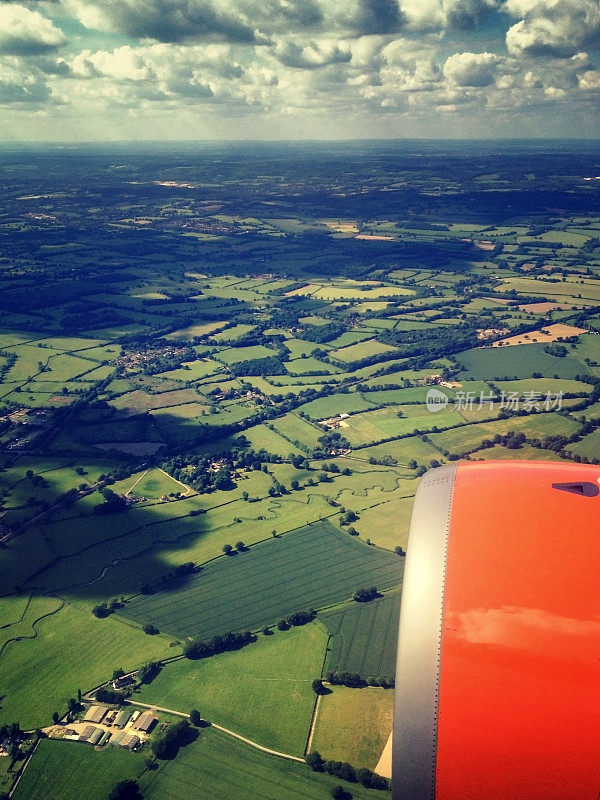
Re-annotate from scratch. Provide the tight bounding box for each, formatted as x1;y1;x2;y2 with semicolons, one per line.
60;705;157;752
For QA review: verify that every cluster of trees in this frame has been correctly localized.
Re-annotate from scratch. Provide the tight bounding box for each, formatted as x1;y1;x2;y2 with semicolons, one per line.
306;752;388;790
93;488;127;515
183;630;254;660
95;687;126;704
151;719;195;760
230;355;286;377
353;587;379;602
301;323;345;343
325;671;394;689
137;661;161;684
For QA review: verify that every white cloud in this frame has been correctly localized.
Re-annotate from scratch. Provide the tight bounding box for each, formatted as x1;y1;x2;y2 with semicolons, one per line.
273;38;351;69
443;51;501;86
577;70;600;91
504;0;600;57
0;4;66;55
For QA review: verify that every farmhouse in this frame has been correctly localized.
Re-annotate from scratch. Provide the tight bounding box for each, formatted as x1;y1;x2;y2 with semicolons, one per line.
78;725;98;742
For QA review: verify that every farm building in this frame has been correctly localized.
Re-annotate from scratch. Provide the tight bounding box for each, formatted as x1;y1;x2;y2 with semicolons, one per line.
109;731;126;747
78;725;97;742
119;733;141;750
113;708;132;728
83;705;108;724
132;711;157;733
88;728;104;746
97;731;111;747
112;675;133;690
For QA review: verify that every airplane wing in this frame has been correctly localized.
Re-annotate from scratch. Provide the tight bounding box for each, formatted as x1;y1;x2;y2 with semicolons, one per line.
393;460;600;800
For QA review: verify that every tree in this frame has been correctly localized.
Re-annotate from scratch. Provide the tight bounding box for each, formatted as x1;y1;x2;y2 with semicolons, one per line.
138;661;161;684
112;668;125;681
107;779;143;800
331;786;352;800
189;709;202;726
143;623;159;635
222;544;234;555
52;711;60;724
68;698;80;713
234;540;247;552
312;678;324;694
306;751;325;772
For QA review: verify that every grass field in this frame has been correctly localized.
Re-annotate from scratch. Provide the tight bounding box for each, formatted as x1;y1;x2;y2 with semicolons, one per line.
216;345;277;364
120;520;403;642
0;602;178;729
296;394;375;420
311;686;393;770
565;428;600;459
352;495;415;550
321;589;401;679
137;622;327;755
331;339;396;363
457;344;589;380
429;411;580;455
140;726;389;800
13;739;144;800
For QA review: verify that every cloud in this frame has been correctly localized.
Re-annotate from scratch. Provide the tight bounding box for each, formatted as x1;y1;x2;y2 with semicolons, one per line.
0;4;66;55
400;0;498;31
443;0;498;29
504;0;600;57
577;70;600;91
68;0;265;44
70;46;155;80
355;0;404;34
443;51;501;85
273;38;351;69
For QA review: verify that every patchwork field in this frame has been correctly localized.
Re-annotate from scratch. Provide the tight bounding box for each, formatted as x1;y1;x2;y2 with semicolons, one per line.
120;520;404;642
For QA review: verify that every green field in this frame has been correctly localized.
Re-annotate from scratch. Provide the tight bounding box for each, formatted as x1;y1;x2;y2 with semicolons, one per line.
0;602;178;728
138;622;327;755
321;590;401;680
140;726;390;800
120;520;403;642
13;739;144;800
457;344;589;380
311;686;393;770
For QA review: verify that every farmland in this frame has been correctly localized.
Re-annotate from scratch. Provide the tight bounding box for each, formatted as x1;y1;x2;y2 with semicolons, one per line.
120;521;404;641
321;589;401;680
311;687;393;770
1;142;600;798
137;622;327;755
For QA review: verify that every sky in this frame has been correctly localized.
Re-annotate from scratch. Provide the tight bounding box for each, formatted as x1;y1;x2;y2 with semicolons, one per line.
0;0;599;141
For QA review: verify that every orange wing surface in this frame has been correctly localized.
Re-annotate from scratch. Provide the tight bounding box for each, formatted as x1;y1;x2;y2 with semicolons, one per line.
393;461;600;800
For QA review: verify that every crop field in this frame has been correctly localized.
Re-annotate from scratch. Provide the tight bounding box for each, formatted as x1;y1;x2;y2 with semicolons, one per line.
269;413;323;451
429;411;580;455
13;739;144;800
457;344;589;380
120;520;403;642
138;622;327;755
311;686;393;770
296;393;375;420
342;407;459;446
3;143;600;800
566;428;600;459
321;589;401;679
285;357;340;375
